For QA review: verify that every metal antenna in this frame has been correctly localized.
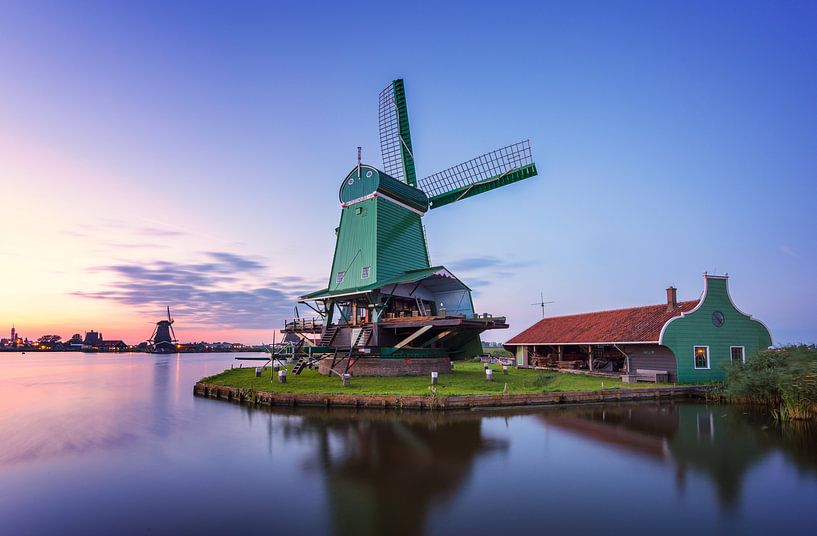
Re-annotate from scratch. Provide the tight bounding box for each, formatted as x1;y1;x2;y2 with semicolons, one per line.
530;292;554;319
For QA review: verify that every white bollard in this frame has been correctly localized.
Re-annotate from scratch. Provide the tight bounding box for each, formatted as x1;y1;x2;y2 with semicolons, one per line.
278;369;286;384
255;367;262;377
342;373;351;387
431;371;439;385
503;365;508;375
273;361;280;371
485;368;493;381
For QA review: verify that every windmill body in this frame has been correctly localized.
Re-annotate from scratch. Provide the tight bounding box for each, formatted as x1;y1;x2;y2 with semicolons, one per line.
289;80;538;376
148;306;178;354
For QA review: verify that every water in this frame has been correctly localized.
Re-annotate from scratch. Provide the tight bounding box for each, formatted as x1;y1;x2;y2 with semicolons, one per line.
1;352;815;535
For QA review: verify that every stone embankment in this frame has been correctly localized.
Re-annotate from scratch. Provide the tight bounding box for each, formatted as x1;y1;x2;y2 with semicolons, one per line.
194;382;708;410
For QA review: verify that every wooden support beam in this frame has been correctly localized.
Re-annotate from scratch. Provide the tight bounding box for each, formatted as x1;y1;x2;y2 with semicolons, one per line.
421;330;453;348
588;345;594;371
394;325;433;349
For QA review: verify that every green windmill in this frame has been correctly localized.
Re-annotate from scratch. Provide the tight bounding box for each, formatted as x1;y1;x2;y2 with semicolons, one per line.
291;79;538;376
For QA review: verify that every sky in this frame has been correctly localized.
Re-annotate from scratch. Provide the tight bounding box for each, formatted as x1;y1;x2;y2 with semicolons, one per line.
1;0;816;345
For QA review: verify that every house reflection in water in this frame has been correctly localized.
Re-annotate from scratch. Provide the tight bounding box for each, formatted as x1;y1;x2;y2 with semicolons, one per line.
539;403;817;508
273;409;508;536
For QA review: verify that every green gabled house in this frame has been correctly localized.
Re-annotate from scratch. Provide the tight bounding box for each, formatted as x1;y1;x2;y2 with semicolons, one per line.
505;274;772;383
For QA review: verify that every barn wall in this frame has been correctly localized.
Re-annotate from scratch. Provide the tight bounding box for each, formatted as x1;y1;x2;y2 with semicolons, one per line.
623;344;678;383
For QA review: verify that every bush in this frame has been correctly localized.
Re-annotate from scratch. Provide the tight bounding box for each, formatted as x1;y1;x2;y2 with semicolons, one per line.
724;345;817;420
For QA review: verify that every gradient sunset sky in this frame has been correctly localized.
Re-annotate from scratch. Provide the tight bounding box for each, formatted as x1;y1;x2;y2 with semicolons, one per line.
1;1;815;345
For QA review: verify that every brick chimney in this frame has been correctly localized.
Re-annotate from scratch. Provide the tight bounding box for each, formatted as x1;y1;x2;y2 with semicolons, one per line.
666;286;678;311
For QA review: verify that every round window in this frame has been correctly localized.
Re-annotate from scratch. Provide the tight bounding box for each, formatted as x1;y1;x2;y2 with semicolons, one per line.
712;311;725;327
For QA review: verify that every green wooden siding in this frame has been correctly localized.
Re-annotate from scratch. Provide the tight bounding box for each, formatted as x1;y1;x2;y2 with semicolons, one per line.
375;197;429;281
327;198;378;293
660;276;772;383
327;195;430;293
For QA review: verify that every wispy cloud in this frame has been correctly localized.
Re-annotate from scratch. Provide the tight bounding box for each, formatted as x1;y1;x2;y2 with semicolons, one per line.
780;244;799;258
75;252;321;329
137;226;186;237
446;255;534;287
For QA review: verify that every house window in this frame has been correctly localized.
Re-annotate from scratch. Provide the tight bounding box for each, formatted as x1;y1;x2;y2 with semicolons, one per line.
336;271;345;284
355;206;363;215
730;346;745;365
361;266;371;279
694;346;709;369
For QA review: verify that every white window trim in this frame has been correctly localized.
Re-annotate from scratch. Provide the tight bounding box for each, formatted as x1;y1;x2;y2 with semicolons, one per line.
361;266;371;279
336;271;345;283
730;346;745;364
693;345;710;370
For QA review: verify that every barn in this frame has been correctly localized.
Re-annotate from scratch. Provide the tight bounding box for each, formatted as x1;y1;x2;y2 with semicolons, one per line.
504;274;772;383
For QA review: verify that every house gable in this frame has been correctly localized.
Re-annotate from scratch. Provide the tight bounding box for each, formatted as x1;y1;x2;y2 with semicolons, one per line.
659;275;772;383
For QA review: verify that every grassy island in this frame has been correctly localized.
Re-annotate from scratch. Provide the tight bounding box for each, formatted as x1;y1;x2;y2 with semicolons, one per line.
201;361;666;396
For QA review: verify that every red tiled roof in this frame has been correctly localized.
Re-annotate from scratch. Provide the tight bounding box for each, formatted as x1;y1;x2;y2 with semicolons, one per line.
506;300;699;345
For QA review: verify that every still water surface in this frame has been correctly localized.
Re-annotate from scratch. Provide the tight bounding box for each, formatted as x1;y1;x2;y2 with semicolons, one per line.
1;352;815;535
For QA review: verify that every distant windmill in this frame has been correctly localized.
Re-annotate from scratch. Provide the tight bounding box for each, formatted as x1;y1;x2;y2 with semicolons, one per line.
148;306;178;354
531;292;555;319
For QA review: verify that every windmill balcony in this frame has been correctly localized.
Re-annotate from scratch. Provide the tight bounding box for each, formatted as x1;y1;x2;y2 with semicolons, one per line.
283;317;324;334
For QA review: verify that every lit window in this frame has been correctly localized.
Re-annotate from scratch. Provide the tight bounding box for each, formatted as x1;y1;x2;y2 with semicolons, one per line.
694;346;709;369
361;266;370;279
336;271;345;283
730;346;745;365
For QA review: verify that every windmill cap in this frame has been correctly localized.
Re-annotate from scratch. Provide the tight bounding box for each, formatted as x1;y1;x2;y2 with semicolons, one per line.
339;165;428;213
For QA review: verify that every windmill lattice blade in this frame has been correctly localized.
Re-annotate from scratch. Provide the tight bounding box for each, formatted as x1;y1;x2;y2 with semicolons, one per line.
378;80;416;185
378;82;403;181
419;140;536;209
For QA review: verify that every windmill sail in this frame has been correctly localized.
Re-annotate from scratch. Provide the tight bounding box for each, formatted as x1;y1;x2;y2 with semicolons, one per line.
378;79;417;186
418;140;536;209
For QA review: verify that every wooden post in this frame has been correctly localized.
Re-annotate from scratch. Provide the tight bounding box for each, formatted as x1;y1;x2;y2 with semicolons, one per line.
255;367;262;377
342;373;351;387
503;365;508;375
485;368;493;381
278;370;286;383
431;371;438;385
588;345;594;371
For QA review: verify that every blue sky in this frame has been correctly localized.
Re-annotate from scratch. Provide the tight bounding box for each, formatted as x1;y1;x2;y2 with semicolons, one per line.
1;1;815;344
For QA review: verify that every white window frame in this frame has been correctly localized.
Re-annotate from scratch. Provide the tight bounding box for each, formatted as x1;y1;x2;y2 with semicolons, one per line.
336;271;345;284
730;346;745;365
693;345;710;370
361;265;371;279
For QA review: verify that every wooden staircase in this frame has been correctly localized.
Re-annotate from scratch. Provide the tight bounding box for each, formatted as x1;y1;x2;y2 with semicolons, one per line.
353;326;373;347
292;355;323;375
319;326;339;347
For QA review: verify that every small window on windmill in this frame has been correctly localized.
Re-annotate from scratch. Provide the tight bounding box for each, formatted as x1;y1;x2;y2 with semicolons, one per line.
361;266;371;279
337;271;345;284
355;206;364;215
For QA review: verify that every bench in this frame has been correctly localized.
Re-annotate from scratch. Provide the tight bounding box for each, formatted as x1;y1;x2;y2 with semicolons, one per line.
622;369;669;383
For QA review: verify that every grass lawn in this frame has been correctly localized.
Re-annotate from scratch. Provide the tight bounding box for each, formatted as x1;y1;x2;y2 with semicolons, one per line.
201;361;666;396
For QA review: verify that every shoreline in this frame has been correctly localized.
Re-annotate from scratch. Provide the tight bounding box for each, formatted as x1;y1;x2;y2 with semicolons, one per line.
194;381;709;411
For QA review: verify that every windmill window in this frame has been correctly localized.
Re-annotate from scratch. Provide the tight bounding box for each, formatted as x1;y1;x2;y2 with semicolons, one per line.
693;346;709;369
361;266;371;279
336;271;345;284
355;207;363;215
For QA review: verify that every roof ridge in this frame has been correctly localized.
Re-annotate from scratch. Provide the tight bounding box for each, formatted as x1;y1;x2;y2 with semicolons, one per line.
532;299;699;322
